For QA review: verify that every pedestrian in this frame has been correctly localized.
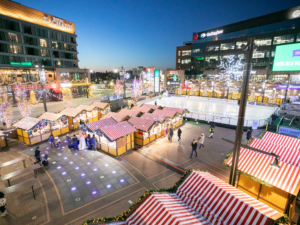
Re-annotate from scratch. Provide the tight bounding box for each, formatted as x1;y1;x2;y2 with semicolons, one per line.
131;103;134;109
198;133;205;149
177;127;182;141
208;125;214;138
246;128;252;141
0;192;7;217
86;134;91;150
49;134;56;148
66;134;72;149
169;126;174;143
34;147;41;164
164;127;168;137
56;138;61;149
42;151;49;167
211;123;216;128
155;101;157;105
72;135;79;150
190;139;198;158
91;134;97;151
271;113;277;125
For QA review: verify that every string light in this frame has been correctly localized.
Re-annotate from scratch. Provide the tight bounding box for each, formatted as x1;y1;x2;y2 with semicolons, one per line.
114;78;123;95
14;83;34;117
0;87;13;128
61;87;73;108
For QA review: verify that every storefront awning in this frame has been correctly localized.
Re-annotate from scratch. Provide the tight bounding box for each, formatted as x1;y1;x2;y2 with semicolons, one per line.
100;121;136;142
262;132;300;151
13;117;42;130
128;117;156;131
38;112;65;122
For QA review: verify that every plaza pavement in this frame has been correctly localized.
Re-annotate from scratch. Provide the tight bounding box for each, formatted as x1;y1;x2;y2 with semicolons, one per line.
0;123;298;225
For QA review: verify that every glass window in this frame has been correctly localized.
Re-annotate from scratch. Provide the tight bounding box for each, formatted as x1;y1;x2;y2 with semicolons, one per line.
220;43;235;50
181;58;191;64
23;36;38;46
0;43;8;53
0;55;9;64
205;55;218;61
9;56;25;63
8;33;19;43
238;54;245;59
26;47;39;56
0;31;5;41
252;51;266;58
297;33;300;42
192;49;200;53
206;45;219;51
40;49;50;57
236;41;247;49
54;60;61;67
254;38;272;46
9;44;23;54
266;51;275;58
273;34;294;45
23;25;32;34
40;39;48;47
2;19;20;32
220;54;235;60
178;51;181;56
182;50;191;56
177;59;180;63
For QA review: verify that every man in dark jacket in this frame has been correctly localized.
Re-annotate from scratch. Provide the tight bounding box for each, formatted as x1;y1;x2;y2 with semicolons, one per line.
72;135;78;150
190;139;198;158
66;134;72;149
271;113;277;125
246;128;252;141
91;134;97;151
169;126;174;143
49;134;56;148
177;127;182;141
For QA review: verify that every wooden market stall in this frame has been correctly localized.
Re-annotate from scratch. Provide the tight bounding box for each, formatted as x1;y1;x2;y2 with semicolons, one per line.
97;121;136;156
76;105;98;123
130;106;153;114
13;117;43;145
60;108;83;130
140;113;166;138
38;112;69;137
160;107;184;127
226;136;300;220
102;112;130;122
152;109;178;129
118;108;143;117
140;104;162;110
0;132;6;148
89;102;111;119
128;117;160;146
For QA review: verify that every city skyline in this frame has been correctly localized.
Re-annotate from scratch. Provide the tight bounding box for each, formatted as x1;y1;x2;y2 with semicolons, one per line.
19;0;299;72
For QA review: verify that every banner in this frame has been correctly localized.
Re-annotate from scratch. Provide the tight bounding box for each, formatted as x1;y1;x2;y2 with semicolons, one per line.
252;121;258;129
278;126;300;137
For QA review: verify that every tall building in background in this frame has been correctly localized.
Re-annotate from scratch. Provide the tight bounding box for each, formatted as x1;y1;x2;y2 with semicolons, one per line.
176;6;300;80
0;0;90;99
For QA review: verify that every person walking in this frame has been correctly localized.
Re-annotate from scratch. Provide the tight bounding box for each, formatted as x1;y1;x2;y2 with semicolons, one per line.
72;135;79;151
246;128;253;141
190;139;198;158
155;101;157;105
49;134;56;148
66;134;72;149
42;151;49;167
0;192;7;217
56;138;61;149
91;134;97;151
177;127;182;141
169;126;174;143
86;134;91;150
208;126;214;138
34;147;41;164
198;133;205;149
270;113;277;125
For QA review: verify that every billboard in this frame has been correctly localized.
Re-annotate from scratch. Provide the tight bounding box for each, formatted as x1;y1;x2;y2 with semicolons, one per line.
154;70;160;93
272;43;300;71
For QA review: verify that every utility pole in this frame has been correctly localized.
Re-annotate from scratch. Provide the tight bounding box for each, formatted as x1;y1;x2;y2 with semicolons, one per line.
36;64;47;112
229;37;255;186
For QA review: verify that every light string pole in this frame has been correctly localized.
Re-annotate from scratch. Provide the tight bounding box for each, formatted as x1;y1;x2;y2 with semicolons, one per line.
229;37;257;186
35;64;47;112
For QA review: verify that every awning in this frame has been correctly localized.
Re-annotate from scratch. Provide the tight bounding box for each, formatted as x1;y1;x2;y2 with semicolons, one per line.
38;112;65;122
13;117;42;130
227;148;300;195
262;132;300;151
100;121;136;141
176;171;283;224
128;117;156;131
85;118;117;132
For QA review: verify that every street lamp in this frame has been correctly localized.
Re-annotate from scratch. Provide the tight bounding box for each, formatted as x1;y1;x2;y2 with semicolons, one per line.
262;82;266;103
228;37;257;186
36;64;47;112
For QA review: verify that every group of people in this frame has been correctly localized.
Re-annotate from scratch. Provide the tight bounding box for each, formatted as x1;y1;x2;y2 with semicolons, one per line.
66;132;97;151
34;147;49;166
48;134;61;149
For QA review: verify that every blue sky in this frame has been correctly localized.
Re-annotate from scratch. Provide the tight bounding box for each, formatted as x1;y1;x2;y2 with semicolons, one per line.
18;0;299;72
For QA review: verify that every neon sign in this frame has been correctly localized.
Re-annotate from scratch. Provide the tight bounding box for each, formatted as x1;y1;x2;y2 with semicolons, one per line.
200;30;223;38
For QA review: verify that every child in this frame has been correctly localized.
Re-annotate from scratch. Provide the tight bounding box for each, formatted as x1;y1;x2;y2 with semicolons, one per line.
57;138;61;149
0;192;7;217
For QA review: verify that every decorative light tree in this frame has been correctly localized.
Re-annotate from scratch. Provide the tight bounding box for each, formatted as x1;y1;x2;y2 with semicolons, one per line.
268;89;277;105
249;89;256;102
177;84;182;95
133;77;139;98
138;76;143;96
88;86;94;98
190;85;195;96
114;78;123;95
30;90;38;105
0;87;13;128
61;87;73;108
148;81;153;93
232;88;238;100
15;83;32;117
203;86;208;97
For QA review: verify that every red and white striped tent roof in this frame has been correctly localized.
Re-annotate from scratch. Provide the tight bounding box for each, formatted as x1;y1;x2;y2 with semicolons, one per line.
141;104;161;109
176;171;283;225
102;112;128;123
60;107;83;118
250;138;300;167
13;117;42;130
128;117;156;131
89;102;110;109
130;106;151;113
262;131;300;151
127;193;210;225
38;112;64;122
100;121;136;141
227;148;300;195
140;113;166;123
118;109;141;117
76;105;96;112
86;118;117;132
152;109;177;118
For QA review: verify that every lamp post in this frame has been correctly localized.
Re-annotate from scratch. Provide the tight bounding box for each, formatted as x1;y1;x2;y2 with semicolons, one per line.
212;81;215;98
35;64;47;112
262;82;266;103
229;37;256;187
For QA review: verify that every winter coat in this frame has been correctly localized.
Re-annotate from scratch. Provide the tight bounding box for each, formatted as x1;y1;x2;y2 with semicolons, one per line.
0;198;6;207
66;136;72;145
198;135;205;144
177;129;182;137
191;141;197;150
169;127;174;136
210;127;214;133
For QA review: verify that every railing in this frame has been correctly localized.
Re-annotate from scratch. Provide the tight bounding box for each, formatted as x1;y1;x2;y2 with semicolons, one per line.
277;116;284;132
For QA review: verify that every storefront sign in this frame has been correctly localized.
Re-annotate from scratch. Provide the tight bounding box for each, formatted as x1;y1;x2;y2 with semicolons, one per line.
154;70;160;93
252;121;258;129
10;62;32;66
277;85;300;89
167;81;180;85
277;85;288;89
173;74;178;81
44;16;72;29
200;30;223;38
278;126;300;137
273;43;300;71
61;83;72;88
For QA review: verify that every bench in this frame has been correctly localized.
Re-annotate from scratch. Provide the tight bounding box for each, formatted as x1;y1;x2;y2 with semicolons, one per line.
0;157;28;177
1;164;41;186
0;178;39;199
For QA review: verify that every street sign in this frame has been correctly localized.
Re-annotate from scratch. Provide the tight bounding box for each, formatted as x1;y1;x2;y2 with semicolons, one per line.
154;69;160;93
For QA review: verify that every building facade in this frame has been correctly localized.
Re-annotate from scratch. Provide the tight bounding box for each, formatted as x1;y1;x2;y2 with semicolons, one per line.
176;6;300;81
0;0;90;100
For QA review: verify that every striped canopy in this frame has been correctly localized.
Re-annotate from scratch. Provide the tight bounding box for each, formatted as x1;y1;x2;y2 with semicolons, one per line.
250;138;300;167
86;118;117;132
127;193;210;225
60;107;82;117
118;109;141;117
76;105;96;112
13;117;42;130
38;112;64;122
90;102;110;109
100;121;136;141
176;171;282;225
102;112;128;123
262;131;300;151
227;148;300;195
128;117;156;131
